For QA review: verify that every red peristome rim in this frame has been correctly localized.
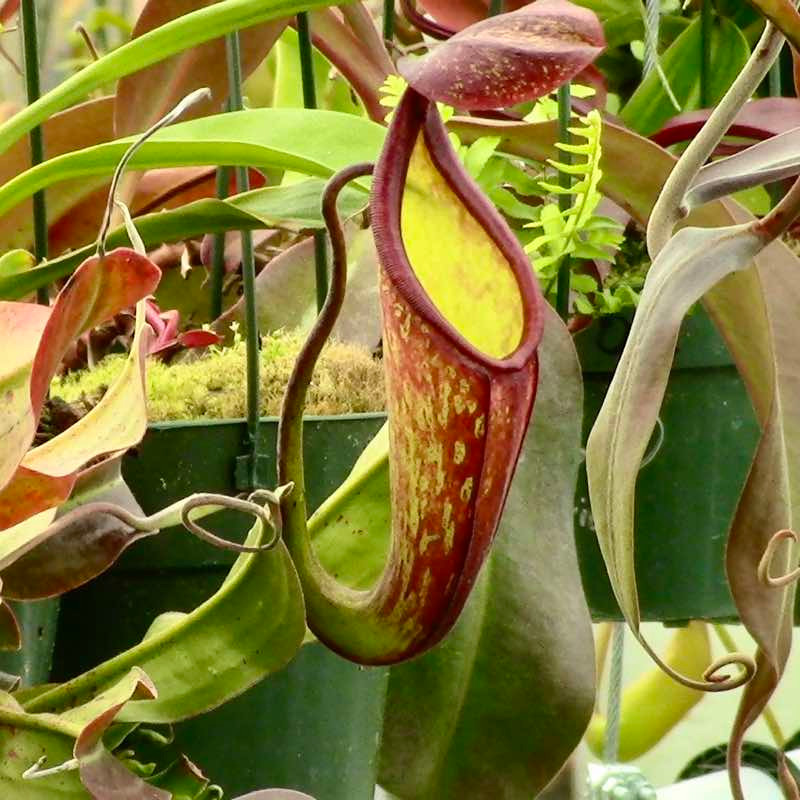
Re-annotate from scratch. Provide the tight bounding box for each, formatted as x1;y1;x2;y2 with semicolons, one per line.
370;87;544;376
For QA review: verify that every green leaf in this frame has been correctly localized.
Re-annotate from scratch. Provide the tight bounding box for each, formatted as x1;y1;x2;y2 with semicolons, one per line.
378;306;594;799
0;179;369;301
620;15;750;136
0;109;384;225
0;0;347;157
23;521;306;724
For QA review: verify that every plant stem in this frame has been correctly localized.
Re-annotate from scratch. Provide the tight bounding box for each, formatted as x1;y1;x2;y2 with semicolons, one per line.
226;31;261;488
383;0;395;39
210;165;231;320
297;11;329;312
647;21;785;256
20;0;48;304
700;0;712;108
489;0;503;15
555;82;572;321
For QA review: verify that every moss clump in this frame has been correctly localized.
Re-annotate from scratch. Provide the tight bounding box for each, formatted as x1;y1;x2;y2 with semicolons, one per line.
52;331;386;421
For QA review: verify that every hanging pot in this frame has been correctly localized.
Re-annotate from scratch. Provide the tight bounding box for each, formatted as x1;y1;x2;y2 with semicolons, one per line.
574;309;762;622
50;413;388;800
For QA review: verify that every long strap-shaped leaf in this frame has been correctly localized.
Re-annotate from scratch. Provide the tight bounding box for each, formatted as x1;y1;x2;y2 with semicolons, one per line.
278;88;544;665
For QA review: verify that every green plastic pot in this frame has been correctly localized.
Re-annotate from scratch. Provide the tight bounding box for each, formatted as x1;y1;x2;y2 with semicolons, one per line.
0;599;59;686
573;310;762;622
50;414;388;800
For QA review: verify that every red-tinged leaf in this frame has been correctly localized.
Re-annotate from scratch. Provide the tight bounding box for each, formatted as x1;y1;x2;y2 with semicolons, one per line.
69;668;170;800
0;97;114;253
651;98;800;149
0;0;18;24
0;459;152;600
177;329;221;348
0;276;155;529
0;302;50;490
400;0;604;110
114;0;287;137
307;6;392;122
417;0;528;30
29;250;159;418
280;87;544;665
0;469;76;532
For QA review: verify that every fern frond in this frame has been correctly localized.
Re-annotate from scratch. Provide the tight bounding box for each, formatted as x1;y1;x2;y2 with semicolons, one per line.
525;109;622;279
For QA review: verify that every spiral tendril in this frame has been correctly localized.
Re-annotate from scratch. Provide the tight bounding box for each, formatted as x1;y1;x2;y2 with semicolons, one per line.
640;636;755;693
31;493;283;559
758;529;800;588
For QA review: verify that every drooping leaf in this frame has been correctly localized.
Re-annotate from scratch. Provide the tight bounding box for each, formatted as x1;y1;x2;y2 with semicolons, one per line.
620;15;750;136
378;306;595;800
0;459;151;600
401;0;605;110
584;223;765;633
721;204;800;800
23;517;305;724
114;0;287;137
0;109;383;224
279;87;544;665
0;253;159;530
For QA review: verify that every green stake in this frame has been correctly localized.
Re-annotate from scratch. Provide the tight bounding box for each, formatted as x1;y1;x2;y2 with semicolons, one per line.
555;82;572;321
226;31;263;489
700;0;712;108
383;0;395;40
297;11;329;313
20;0;48;304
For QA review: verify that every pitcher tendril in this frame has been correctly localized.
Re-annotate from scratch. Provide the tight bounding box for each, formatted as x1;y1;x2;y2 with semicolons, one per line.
97;87;212;257
758;529;800;589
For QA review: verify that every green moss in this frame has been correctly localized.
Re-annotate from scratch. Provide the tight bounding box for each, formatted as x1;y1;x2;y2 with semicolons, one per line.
52;331;386;421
